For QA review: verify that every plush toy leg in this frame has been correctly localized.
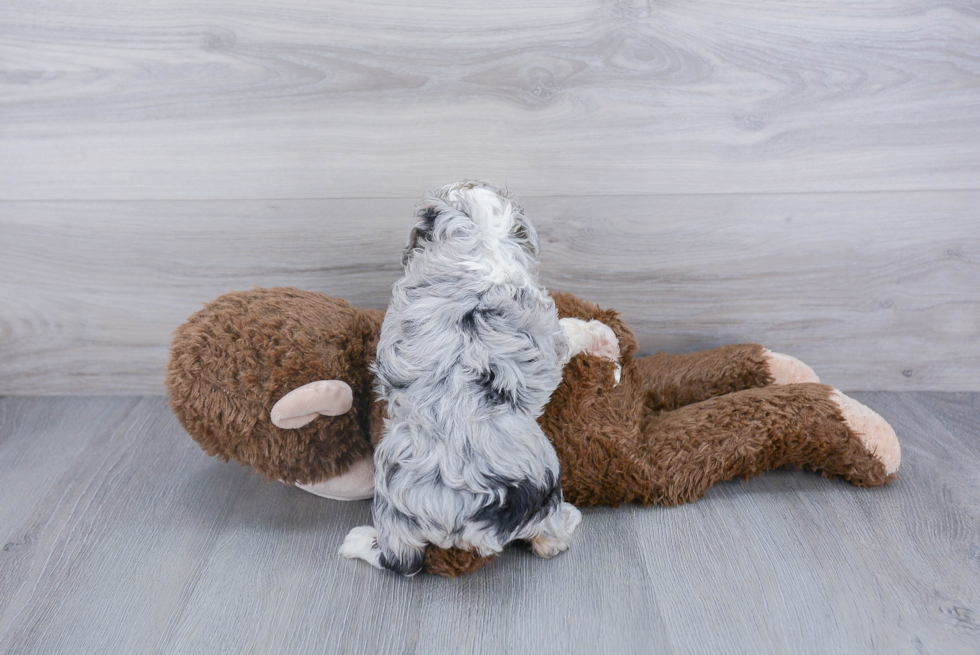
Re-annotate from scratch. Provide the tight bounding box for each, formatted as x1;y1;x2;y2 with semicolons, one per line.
763;349;820;385
270;380;354;429
830;389;902;476
422;382;900;577
632;383;900;506
635;344;818;411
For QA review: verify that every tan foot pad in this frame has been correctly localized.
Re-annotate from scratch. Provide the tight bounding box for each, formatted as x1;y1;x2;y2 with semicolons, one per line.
294;456;376;501
764;350;820;385
831;390;902;475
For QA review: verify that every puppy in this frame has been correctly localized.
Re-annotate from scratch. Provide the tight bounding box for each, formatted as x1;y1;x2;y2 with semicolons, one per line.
340;181;619;575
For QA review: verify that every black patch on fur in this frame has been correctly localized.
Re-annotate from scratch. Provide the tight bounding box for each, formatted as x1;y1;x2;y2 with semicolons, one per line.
401;318;422;337
472;471;562;539
461;309;477;333
420;206;439;225
379;548;426;576
402;207;439;267
511;215;539;257
476;367;518;409
385;462;400;487
461;307;504;335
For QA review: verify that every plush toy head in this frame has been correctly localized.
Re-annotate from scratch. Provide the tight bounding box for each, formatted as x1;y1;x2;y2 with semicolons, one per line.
166;287;385;486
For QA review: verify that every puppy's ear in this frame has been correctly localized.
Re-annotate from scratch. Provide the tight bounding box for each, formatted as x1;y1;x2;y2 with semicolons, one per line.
402;206;439;266
511;208;540;257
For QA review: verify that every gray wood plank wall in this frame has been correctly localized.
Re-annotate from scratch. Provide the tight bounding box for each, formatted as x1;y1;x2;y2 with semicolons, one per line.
1;1;978;394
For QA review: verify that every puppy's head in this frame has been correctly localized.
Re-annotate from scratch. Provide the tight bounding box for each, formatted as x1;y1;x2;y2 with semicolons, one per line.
401;181;540;276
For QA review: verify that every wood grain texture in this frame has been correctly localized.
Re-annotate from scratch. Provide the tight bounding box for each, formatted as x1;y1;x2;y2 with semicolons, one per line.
1;191;977;394
0;393;977;654
1;0;979;199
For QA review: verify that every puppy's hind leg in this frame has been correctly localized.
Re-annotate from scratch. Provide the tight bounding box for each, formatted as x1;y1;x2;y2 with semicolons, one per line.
520;501;583;559
339;525;383;569
339;520;427;576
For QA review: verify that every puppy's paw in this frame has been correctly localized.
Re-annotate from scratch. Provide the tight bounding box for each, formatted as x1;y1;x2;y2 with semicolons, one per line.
529;502;582;559
560;502;583;535
339;525;383;569
530;534;570;559
582;321;620;362
560;318;620;363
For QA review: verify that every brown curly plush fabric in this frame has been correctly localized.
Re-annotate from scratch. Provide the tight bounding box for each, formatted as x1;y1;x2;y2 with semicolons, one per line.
422;547;497;578
166;288;384;485
636;344;774;412
636;383;893;505
166;287;894;578
545;292;891;505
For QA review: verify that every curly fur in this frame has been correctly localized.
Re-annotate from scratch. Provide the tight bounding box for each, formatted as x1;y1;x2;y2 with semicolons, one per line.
340;181;581;575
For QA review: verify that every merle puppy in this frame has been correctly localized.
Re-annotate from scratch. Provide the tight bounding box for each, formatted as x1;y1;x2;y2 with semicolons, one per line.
339;181;619;575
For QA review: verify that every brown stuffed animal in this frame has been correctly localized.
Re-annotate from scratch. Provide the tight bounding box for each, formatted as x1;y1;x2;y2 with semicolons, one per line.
166;287;900;577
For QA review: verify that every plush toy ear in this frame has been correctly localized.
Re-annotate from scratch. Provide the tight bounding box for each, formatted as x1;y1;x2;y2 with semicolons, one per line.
401;206;439;266
271;380;353;429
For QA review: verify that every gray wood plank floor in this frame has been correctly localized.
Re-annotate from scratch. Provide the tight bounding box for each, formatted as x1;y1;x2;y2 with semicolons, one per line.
1;393;977;654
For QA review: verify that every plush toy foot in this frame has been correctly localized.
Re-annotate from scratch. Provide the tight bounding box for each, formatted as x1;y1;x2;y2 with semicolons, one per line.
831;390;901;476
294;455;376;501
271;380;354;429
763;349;820;384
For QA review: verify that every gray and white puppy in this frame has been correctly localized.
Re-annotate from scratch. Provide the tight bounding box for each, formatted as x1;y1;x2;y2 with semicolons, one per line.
339;181;618;575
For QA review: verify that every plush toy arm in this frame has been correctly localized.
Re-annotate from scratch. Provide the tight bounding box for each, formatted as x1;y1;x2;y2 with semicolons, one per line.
271;380;354;429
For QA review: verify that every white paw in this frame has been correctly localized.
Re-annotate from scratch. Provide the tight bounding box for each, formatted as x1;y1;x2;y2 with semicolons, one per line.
530;535;570;559
561;502;583;534
560;318;621;384
529;502;582;559
583;321;620;361
339;525;383;568
831;390;901;475
763;350;820;385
